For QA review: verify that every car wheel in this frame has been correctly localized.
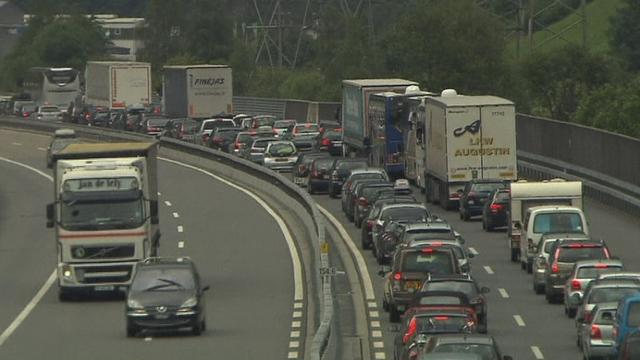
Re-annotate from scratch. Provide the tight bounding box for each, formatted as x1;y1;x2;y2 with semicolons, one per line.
567;307;577;318
361;232;371;250
126;322;139;338
511;248;519;262
308;183;315;195
527;261;533;274
192;322;202;336
479;323;488;334
58;288;73;302
534;283;544;295
545;287;555;304
521;261;526;270
376;250;385;265
462;210;470;221
382;299;389;312
389;304;401;323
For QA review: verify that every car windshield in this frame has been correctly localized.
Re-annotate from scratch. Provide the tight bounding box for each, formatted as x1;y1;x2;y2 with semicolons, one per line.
557;247;607;262
533;213;584;233
433;343;498;360
577;266;622;279
268;143;296;156
415;315;472;333
296;124;319;133
588;287;640;304
132;268;195;291
402;252;454;274
325;130;342;140
423;281;477;296
383;207;427;222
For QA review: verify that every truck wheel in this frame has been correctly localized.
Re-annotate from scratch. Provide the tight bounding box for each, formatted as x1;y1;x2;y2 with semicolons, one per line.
534;283;544;295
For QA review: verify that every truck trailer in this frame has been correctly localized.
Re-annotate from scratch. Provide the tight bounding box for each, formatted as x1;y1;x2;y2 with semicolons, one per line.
163;65;233;119
423;90;518;210
46;142;159;300
85;61;152;110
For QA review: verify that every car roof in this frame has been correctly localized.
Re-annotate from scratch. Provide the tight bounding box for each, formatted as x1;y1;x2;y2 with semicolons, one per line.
432;334;496;345
541;232;588;240
574;259;623;267
380;203;426;211
597;272;640;281
528;205;584;213
404;222;452;230
589;279;640;289
350;168;386;175
139;256;194;267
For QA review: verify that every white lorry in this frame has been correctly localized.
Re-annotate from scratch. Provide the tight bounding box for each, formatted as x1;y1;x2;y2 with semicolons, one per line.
163;65;233;119
508;179;585;264
423;90;518;210
46;142;160;300
85;61;152;110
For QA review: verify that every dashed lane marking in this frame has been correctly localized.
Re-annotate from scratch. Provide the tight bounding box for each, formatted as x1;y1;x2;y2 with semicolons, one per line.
498;288;509;298
287;352;298;359
290;330;300;338
289;341;299;348
369;310;379;318
368;301;377;308
157;192;161;196
483;266;494;275
468;247;479;255
164;201;172;206
514;315;526;327
178;241;184;249
11;142;21;146
531;346;544;359
372;330;383;338
172;212;179;218
293;311;302;318
291;321;301;328
36;147;46;151
370;320;380;328
177;225;184;233
373;341;384;348
144;337;152;342
374;352;386;359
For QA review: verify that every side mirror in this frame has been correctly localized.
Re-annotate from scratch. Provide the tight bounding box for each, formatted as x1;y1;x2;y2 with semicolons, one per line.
150;199;159;225
569;292;583;306
480;286;490;294
46;203;55;228
467;250;475;258
513;222;521;230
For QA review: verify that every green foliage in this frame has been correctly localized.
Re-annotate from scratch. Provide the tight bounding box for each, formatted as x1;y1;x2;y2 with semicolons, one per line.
380;0;508;94
229;40;256;97
574;76;640;137
520;44;610;121
610;0;640;70
0;15;106;90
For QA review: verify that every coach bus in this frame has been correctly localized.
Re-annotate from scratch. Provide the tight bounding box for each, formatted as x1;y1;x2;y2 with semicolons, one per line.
23;67;81;111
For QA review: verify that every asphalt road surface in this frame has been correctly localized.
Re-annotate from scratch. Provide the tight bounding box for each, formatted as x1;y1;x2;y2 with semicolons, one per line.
0;129;301;360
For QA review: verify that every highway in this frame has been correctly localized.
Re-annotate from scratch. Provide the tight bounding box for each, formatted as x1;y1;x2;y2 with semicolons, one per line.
0;129;309;359
310;182;640;359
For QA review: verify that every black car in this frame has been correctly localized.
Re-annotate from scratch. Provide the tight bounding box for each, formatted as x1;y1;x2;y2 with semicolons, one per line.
419;334;512;360
208;127;243;152
353;184;394;227
327;158;369;198
307;157;337;194
319;129;343;156
458;179;508;221
361;195;418;250
292;152;329;187
126;257;209;337
481;188;510;231
345;178;390;221
421;274;490;333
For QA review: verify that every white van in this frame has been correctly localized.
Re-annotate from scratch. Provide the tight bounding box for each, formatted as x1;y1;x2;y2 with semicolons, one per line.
519;205;589;272
508;179;583;263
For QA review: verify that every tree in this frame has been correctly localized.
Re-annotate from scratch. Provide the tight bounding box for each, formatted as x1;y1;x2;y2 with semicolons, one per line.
379;0;508;94
610;0;640;71
520;44;610;121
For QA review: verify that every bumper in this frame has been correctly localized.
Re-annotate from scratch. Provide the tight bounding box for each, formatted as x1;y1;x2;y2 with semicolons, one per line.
463;204;484;216
309;178;331;188
391;293;415;312
57;262;135;289
585;342;615;358
127;312;200;330
546;276;566;295
264;162;296;171
293;176;308;186
533;269;546;285
486;214;507;226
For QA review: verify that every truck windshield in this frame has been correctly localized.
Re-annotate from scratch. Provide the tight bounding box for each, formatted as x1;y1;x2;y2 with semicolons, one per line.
61;197;144;230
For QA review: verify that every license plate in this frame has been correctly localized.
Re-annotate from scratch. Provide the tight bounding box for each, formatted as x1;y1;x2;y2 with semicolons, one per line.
154;314;169;320
323;175;331;179
405;281;420;290
276;158;287;162
94;285;115;291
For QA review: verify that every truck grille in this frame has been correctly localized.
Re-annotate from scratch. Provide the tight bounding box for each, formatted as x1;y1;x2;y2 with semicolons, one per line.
76;264;134;284
71;245;135;259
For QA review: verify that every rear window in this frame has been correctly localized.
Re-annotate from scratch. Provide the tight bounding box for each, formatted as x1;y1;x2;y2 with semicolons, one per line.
471;183;503;193
296;124;319;133
383;207;428;222
274;120;295;129
363;186;393;199
325;130;342;140
423;281;477;297
401;251;454;274
577;266;622;279
496;191;510;203
253;139;276;147
543;241;555;254
148;118;170;126
415;315;472;333
203;121;233;130
557;247;607;262
595;309;616;324
41;106;59;112
627;302;640;327
418;296;463;305
533;212;584;234
337;161;368;170
589;288;640;304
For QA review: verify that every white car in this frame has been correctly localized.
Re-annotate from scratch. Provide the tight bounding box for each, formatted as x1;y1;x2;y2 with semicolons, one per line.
35;105;62;121
262;141;298;172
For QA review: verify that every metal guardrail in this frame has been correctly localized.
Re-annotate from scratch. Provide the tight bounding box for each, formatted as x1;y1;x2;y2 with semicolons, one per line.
0;118;334;360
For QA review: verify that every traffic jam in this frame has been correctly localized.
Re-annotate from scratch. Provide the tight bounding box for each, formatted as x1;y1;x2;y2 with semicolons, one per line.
13;68;640;359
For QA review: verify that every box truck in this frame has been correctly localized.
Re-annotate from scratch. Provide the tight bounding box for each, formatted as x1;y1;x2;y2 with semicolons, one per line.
423;90;518;210
46;142;160;300
85;61;152;110
341;79;418;158
163;65;233;119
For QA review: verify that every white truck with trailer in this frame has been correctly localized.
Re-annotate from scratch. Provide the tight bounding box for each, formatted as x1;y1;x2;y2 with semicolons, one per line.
85;61;152;110
163;65;233;119
423;91;518;210
46;142;160;300
508;179;586;265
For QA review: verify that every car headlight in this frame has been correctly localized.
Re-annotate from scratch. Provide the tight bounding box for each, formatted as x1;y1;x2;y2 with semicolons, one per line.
127;299;144;309
180;297;197;308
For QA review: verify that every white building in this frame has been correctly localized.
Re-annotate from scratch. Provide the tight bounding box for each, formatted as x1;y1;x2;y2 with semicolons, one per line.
94;16;145;62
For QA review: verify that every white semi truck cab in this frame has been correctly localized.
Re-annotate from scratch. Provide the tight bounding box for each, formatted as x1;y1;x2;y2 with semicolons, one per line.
46;142;159;300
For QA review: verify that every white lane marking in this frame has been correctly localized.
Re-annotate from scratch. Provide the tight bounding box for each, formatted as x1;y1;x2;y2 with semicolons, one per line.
370;320;381;328
372;330;382;338
373;341;384;348
0;271;56;347
289;341;299;348
0;156;56;347
36;147;46;151
172;212;180;218
287;352;298;359
468;247;479;255
144;337;152;342
369;310;379;318
177;225;184;233
531;346;544;359
293;311;302;318
291;321;301;328
178;241;184;249
514;315;526;327
290;330;300;338
164;201;172;206
11;142;22;146
483;266;494;274
157;192;162;196
318;205;375;301
160;158;304;302
374;352;386;359
498;288;509;298
368;301;377;308
293;303;303;309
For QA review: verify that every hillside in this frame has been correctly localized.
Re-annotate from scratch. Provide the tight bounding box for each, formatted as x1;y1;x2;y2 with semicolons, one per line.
506;0;624;59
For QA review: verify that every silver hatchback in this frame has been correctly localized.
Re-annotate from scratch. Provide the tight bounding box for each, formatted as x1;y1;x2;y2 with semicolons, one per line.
563;259;624;318
578;303;617;360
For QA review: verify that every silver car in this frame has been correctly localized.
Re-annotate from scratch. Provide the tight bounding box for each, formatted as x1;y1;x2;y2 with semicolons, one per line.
563;259;624;318
532;236;561;294
35;105;62;121
407;239;474;274
262;141;298;172
245;137;278;164
578;303;617;360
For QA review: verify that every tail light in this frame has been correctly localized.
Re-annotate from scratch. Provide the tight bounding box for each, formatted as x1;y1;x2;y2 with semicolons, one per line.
322;138;331;146
613;326;618;339
450;192;461;199
234;141;241;149
23;112;30;117
551;262;559;273
202;134;210;142
434;316;450;321
367;220;375;229
590;324;602;339
393;272;403;281
212;136;223;144
490;203;503;213
312;168;319;177
403;317;417;344
571;279;581;291
421;247;434;254
358;197;368;207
